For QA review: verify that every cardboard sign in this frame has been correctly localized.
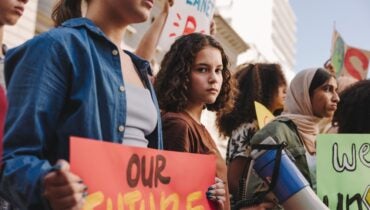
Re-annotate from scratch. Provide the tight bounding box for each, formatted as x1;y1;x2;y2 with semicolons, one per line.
70;137;217;210
254;101;275;129
331;30;370;80
158;0;216;51
317;134;370;210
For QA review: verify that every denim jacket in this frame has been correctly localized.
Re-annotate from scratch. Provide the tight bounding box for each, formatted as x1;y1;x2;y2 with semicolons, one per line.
0;18;163;209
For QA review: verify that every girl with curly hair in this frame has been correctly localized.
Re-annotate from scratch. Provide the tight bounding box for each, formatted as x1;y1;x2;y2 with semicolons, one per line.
215;63;287;209
155;33;233;210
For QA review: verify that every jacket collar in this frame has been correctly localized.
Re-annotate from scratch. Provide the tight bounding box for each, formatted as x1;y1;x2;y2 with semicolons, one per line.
61;18;105;36
125;51;152;76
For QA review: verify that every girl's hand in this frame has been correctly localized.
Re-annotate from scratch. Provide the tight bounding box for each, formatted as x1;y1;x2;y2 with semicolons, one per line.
43;159;88;210
163;0;174;14
206;177;226;209
210;18;216;35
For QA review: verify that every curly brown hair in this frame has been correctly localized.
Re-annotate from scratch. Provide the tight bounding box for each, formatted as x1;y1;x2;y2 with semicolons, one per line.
216;63;287;137
155;33;233;112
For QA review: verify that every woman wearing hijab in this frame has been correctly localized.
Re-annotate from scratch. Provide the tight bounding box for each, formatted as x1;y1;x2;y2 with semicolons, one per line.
242;68;340;209
318;75;358;133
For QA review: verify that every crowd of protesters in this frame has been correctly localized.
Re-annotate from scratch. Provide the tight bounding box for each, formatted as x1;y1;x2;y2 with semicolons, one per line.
0;0;369;210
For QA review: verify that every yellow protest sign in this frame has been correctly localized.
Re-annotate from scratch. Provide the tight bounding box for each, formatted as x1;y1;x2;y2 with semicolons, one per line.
254;101;275;129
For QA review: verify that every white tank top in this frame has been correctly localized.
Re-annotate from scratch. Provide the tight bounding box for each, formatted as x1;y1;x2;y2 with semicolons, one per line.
122;83;157;147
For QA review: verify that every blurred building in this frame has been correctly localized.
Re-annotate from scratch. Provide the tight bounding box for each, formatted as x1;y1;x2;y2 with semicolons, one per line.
216;0;297;81
35;0;54;33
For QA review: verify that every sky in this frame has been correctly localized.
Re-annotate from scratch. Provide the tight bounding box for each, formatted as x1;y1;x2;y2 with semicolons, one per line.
290;0;370;74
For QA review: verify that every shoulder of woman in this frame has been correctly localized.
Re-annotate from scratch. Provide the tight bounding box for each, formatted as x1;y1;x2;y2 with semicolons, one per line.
7;28;78;58
250;119;295;144
162;111;191;120
162;112;192;127
231;121;258;137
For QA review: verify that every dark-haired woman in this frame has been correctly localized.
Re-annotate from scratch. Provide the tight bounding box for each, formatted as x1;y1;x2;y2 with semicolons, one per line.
0;0;163;209
155;33;234;210
245;68;339;209
333;79;370;133
216;63;287;208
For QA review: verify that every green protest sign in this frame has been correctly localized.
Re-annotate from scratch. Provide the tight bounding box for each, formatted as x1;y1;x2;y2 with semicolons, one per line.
317;134;370;210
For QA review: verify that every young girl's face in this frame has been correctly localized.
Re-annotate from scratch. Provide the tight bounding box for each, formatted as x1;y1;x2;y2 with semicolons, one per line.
0;0;27;25
311;77;340;118
187;46;223;107
271;84;287;112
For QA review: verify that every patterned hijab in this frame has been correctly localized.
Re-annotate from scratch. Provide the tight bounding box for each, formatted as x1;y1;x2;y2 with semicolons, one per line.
278;68;322;154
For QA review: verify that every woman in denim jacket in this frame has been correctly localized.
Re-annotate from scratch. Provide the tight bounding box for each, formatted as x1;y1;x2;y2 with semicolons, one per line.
0;0;163;209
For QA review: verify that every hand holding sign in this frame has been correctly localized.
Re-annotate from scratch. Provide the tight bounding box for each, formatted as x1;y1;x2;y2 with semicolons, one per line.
162;0;174;14
43;160;88;210
158;0;216;51
206;177;226;208
210;18;216;35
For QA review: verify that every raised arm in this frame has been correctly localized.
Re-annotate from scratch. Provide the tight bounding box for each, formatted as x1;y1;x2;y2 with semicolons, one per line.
135;0;173;61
